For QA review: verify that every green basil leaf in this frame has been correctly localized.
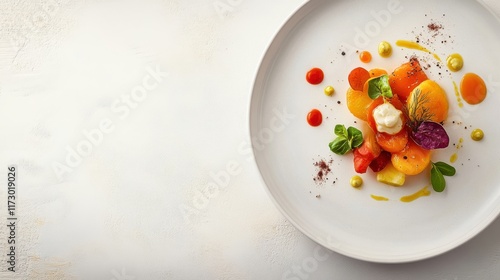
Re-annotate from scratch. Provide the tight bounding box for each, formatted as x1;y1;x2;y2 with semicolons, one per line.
368;74;393;99
347;126;364;148
329;137;351;155
334;124;348;137
431;164;446;192
330;124;364;155
434;161;456;176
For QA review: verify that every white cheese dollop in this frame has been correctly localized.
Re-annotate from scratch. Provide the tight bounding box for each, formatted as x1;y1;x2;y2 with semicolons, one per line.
373;103;403;135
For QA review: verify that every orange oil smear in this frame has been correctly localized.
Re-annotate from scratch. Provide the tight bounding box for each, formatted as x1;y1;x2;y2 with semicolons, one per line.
371;194;389;201
400;186;431;203
395;40;442;61
452;81;464;108
460;73;487;105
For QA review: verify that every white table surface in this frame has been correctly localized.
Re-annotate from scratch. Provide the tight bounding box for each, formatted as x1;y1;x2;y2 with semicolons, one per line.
1;0;500;279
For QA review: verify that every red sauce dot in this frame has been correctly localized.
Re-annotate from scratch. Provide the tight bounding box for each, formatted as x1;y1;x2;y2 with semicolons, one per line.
306;68;324;85
307;109;322;126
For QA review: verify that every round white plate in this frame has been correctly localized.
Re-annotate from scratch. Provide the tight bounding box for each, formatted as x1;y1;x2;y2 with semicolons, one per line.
250;0;500;263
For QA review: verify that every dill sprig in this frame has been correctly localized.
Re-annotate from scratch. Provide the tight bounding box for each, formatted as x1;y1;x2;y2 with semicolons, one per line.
404;88;435;131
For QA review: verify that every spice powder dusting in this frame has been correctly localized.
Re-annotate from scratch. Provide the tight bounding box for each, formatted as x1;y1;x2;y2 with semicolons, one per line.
313;159;333;184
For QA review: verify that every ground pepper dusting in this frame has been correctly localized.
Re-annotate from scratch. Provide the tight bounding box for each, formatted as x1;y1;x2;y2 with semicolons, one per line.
313;159;333;184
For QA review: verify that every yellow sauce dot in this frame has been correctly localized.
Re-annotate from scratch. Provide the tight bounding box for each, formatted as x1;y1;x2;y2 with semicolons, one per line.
371;194;389;201
395;40;441;61
350;175;363;188
324;86;335;96
449;137;463;163
450;153;458;163
400;186;430;203
452;81;464;108
471;129;484;141
378;41;392;58
447;53;464;72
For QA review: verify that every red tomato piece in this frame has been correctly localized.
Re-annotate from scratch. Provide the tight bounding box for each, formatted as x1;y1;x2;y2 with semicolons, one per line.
369;151;392;172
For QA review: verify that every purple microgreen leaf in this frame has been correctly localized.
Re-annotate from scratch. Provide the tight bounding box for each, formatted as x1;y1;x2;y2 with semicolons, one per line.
411;121;449;150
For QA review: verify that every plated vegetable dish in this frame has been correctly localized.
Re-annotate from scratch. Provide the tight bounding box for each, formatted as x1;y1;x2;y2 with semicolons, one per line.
305;40;487;199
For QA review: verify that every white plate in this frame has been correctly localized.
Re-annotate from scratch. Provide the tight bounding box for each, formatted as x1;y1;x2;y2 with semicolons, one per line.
250;0;500;263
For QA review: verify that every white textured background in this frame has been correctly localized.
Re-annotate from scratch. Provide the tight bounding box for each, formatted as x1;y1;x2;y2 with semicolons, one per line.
0;0;500;279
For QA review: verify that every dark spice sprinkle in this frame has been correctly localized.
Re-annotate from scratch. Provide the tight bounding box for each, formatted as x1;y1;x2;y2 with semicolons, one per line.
313;159;333;184
341;51;346;56
428;22;443;32
403;156;408;160
337;101;341;104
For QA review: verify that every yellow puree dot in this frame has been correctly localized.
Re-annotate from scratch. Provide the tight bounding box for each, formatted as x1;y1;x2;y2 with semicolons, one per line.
471;129;484;141
324;86;335;96
350;175;363;188
378;41;392;57
446;53;464;72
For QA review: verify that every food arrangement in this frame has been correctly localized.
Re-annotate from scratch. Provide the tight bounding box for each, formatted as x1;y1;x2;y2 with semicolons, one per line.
336;57;456;191
306;41;487;197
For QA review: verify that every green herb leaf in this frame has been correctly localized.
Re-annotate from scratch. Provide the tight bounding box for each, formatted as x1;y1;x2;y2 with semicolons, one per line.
431;164;446;192
329;125;364;155
347;126;364;148
329;137;351;155
434;161;456;176
430;161;455;192
334;124;347;137
368;75;393;99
